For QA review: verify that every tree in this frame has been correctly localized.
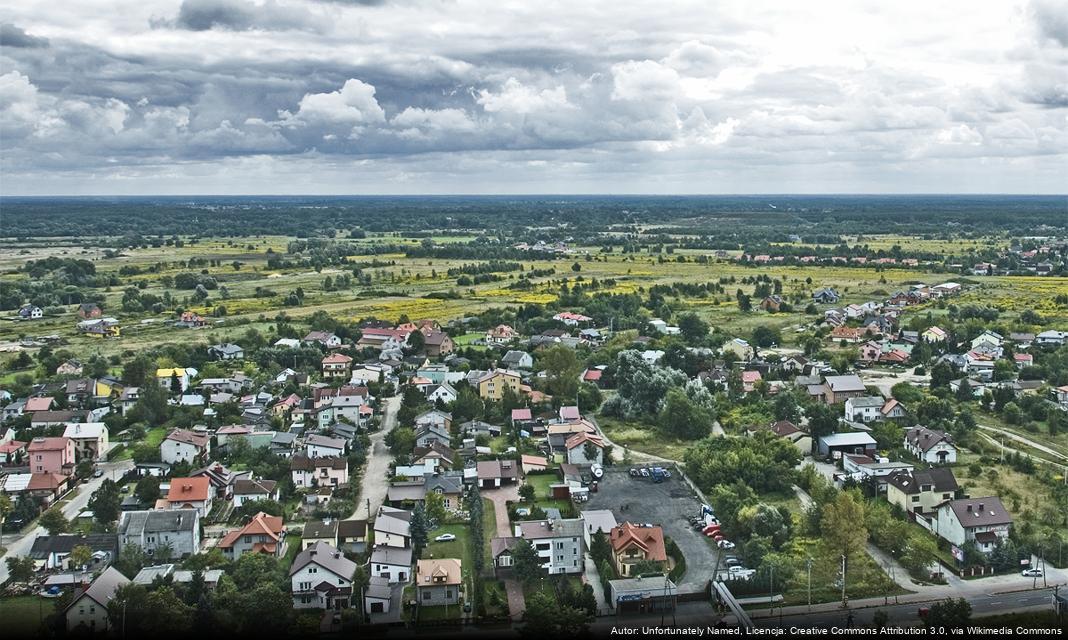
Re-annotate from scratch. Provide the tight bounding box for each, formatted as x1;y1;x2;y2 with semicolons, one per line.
925;598;972;628
88;478;122;525
135;476;161;504
69;544;93;571
929;362;955;389
658;387;712;440
405;329;426;354
410;503;429;554
511;539;543;585
39;508;70;534
821;491;868;600
900;535;939;577
806;403;839;452
518;484;536;503
6;555;34;582
677;312;710;343
424;492;448;526
170;372;183;396
751;325;781;348
0;493;11;548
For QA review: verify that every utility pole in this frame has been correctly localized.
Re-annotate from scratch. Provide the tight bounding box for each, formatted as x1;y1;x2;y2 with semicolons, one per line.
840;554;848;609
806;557;813;613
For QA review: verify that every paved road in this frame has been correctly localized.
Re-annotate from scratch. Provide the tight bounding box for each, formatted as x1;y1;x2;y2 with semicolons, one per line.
352;394;401;520
0;458;133;582
483;485;525;620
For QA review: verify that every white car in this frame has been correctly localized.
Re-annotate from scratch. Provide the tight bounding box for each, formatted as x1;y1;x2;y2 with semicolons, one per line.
727;566;756;580
717;540;736;549
1021;568;1043;577
435;533;457;542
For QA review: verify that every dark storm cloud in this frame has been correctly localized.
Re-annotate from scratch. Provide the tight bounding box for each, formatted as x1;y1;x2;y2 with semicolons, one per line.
0;23;49;48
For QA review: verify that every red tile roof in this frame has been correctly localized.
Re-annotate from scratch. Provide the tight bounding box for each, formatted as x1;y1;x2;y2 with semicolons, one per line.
166;477;211;503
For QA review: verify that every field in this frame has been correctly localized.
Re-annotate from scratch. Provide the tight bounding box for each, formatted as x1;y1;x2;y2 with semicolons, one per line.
1;596;50;637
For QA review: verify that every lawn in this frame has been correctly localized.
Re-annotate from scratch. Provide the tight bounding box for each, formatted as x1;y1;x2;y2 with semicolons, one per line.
2;596;50;637
115;427;167;460
597;416;690;461
481;498;497;570
453;332;485;346
281;535;302;570
524;473;557;499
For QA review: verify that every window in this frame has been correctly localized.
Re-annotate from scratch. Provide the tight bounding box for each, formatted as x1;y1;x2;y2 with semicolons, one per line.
446;590;452;598
911;496;919;502
423;591;431;601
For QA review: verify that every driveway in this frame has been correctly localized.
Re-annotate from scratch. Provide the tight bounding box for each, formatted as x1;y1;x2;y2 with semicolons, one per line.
0;458;133;582
482;484;524;619
351;394;401;519
582;466;717;594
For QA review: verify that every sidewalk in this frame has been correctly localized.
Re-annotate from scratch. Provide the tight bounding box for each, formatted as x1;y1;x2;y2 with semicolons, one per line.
583;553;610;615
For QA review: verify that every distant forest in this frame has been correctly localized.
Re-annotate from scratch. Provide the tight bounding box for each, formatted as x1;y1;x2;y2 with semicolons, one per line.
0;195;1064;239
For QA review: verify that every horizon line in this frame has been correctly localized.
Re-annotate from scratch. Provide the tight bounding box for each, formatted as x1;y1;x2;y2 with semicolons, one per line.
2;192;1066;199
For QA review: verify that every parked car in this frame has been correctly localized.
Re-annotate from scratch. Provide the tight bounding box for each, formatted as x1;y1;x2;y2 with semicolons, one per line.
515;508;531;516
727;566;755;580
717;540;736;549
629;468;639;477
639;468;650;477
1021;568;1043;577
724;557;742;568
92;469;104;478
435;533;457;542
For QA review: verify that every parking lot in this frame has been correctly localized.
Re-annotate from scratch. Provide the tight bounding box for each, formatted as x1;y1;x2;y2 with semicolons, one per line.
582;466;724;594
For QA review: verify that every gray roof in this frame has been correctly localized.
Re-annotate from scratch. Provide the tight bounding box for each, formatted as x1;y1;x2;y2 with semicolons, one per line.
370;545;413;567
609;575;677;598
365;576;392;599
30;534;119;559
944;497;1012;528
905;426;954;453
517;518;586;540
819;432;877;447
374;512;412;538
824;375;866;393
133;564;176;585
303;520;339;540
66;567;129;612
289;541;357;578
119;509;199;536
886;468;958;495
847;396;885;408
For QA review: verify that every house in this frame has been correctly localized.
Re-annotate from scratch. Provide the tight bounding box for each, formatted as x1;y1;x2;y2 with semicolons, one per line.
822;375;867;404
477;369;523;400
412;441;456;470
156;367;193;393
18;304;43;319
232;478;280;507
161;429;210;464
475;459;519;489
759;420;812;454
415;409;452;432
302;520;339;549
78;303;103;319
64;378;95;406
337;519;367;551
514;518;585;574
370;545;413;583
553;311;592;326
426;383;458;405
25;395;55;414
63;422;109;462
485;324;518;345
29;533;119;571
844;396;885;423
491;537;520;576
165;477;213;517
511;408;538;432
219;511;286;560
582;368;604;385
521;454;549;474
880;398;907;420
31;409;91;429
415;422;452;449
364;576;393;615
416;558;463;607
208;343;244;361
817;432;877;458
921;326;947;343
460;420;502;438
829;326;866;343
722;338;754;362
77;317;121;338
886;468;958;516
374;506;412;548
840;455;914;490
304;331;342;349
422;330;454;357
741;370;762;393
581;510;619;547
291;455;349;488
1036;330;1067;347
0;440;27;464
306;434;346;458
608;575;678;614
501;350;534;370
971;330;1004;351
1014;353;1034;369
760;295;785;312
610;522;668;577
27;436;75;475
640;349;665;366
290;541;357;609
812;288;840;304
904;426;957;464
547;420;596;454
175;311;209;328
191;462;251;500
357;327;410;351
321;353;354;379
64;567;129;634
564;431;605;465
55;361;83;378
118;509;201;558
931;497;1012;554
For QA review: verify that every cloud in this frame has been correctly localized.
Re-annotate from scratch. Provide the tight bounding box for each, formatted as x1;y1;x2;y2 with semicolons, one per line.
164;0;329;32
610;60;681;101
0;23;49;48
936;124;982;145
1031;0;1068;47
282;79;386;126
475;78;571;114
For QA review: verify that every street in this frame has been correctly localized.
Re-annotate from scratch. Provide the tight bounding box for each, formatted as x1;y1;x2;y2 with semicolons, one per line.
351;394;401;519
0;457;133;583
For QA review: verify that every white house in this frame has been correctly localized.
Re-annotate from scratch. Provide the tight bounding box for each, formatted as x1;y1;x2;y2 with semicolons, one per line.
370;546;413;583
160;429;210;464
64;567;129;634
640;350;665;366
931;497;1012;553
305;434;346;459
232;478;280;507
844;397;885;424
291;455;349;488
373;506;412;549
904;426;957;464
514;518;585;575
290;542;358;609
118;509;201;559
1036;330;1067;347
426;383;458;405
564;431;605;465
62;422;109;462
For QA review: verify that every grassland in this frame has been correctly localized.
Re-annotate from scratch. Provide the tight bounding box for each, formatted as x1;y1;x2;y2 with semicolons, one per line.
0;595;50;638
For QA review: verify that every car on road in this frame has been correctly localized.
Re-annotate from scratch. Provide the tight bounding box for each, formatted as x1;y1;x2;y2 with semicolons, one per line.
120;485;130;493
93;469;104;478
435;533;457;542
1021;568;1043;577
724;557;742;568
717;540;736;549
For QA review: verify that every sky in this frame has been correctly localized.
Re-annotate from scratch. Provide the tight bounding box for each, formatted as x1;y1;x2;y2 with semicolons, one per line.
0;0;1066;195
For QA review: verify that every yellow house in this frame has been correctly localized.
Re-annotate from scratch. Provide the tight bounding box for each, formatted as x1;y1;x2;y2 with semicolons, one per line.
156;368;193;393
95;378;124;400
477;369;522;401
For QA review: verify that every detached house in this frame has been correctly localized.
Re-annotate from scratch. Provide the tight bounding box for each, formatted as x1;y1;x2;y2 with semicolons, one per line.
477;369;522;401
416;558;463;607
165;477;213;517
306;434;346;459
291;455;349;488
304;331;342;349
208;343;244;360
423;330;454;357
610;522;668;577
844;396;885;423
118;509;201;558
374;506;412;548
514;518;585;574
822;375;867;404
27;437;75;475
64;567;129;634
290;542;357;610
370;545;413;583
475;459;519;489
63;422;109;462
485;324;518;346
886;468;958;516
161;429;210;464
931;497;1012;553
904;426;957;464
219;511;286;560
232;478;280;507
321;353;354;379
564;431;605;466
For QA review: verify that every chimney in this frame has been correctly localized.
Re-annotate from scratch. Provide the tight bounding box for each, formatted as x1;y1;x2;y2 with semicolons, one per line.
966;504;972;512
978;503;984;512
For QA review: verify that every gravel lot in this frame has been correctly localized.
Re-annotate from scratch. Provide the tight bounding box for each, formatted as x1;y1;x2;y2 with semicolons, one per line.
581;466;724;594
